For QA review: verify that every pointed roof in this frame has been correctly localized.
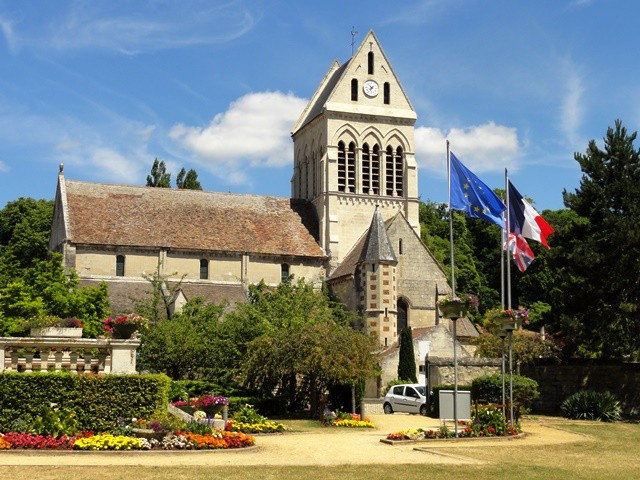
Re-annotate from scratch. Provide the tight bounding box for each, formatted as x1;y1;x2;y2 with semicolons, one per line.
362;205;397;264
292;30;416;136
56;175;325;259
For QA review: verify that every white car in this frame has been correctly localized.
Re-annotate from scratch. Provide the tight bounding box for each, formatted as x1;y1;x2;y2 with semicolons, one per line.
383;383;428;415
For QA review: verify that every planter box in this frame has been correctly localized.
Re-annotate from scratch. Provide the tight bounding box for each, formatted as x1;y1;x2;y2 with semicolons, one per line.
30;327;83;338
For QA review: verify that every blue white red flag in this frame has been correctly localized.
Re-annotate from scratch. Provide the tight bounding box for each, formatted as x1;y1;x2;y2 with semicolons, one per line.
508;180;554;248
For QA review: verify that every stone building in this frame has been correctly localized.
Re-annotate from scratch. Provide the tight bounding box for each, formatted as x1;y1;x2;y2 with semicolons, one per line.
49;30;478;392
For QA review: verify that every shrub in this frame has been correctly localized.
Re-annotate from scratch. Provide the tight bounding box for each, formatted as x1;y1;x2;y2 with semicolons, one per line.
560;391;622;422
0;372;171;432
471;373;539;420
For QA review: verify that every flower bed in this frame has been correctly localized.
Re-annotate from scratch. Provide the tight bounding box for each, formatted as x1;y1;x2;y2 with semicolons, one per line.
384;408;521;442
323;411;375;429
225;419;286;434
0;431;255;451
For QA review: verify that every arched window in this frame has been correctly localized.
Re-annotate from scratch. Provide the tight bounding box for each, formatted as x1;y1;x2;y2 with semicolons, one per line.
362;143;371;194
395;147;404;196
281;263;290;283
397;298;408;334
384;82;390;104
347;142;356;192
371;144;380;195
368;51;374;74
351;79;358;101
116;255;125;277
385;146;394;196
200;259;209;280
337;141;346;192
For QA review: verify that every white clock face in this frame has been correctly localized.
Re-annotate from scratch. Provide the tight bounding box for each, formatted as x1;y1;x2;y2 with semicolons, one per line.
363;80;379;97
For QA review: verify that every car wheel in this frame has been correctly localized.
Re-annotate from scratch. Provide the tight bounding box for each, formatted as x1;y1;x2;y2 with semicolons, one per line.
383;403;394;414
419;404;427;416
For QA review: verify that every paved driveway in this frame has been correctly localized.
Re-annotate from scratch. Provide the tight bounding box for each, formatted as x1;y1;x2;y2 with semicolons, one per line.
0;414;584;467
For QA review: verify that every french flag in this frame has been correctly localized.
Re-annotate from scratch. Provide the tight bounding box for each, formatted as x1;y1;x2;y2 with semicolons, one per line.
508;180;554;249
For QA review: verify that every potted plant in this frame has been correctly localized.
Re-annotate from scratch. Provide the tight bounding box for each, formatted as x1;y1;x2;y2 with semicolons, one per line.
103;312;149;339
192;394;229;418
499;308;530;332
437;293;479;319
29;316;84;338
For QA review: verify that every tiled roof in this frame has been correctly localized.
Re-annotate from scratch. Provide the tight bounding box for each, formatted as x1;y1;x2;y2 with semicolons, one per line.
79;279;248;314
63;179;325;258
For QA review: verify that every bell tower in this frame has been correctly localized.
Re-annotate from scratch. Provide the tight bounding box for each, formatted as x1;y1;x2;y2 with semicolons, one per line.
291;30;420;274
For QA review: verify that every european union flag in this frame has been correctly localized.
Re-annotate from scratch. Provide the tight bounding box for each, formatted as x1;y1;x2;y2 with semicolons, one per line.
449;152;505;228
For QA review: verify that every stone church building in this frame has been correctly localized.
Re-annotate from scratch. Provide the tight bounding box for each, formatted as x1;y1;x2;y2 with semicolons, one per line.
50;31;478;392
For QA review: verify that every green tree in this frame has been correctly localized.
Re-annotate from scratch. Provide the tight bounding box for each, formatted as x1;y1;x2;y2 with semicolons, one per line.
146;158;171;188
562;120;640;359
137;297;227;380
176;168;202;190
0;198;110;336
397;326;417;382
226;278;374;415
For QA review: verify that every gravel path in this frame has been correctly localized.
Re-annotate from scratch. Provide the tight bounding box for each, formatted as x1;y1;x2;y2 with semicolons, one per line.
0;414;585;467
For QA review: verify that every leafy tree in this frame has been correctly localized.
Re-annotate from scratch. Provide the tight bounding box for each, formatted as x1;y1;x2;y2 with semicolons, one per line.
146;158;171;188
397;327;417;382
176;168;202;190
420;201;500;316
0;198;53;279
137;298;227;380
0;198;109;336
473;309;561;367
226;278;374;415
562;120;640;359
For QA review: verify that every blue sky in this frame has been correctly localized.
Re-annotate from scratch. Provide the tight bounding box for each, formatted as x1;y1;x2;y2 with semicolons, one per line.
0;0;636;212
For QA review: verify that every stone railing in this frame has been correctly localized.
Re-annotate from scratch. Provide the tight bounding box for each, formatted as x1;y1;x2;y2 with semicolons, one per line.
0;337;140;374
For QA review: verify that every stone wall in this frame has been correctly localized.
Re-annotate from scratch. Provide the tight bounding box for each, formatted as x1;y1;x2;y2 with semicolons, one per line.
521;361;640;417
427;357;501;387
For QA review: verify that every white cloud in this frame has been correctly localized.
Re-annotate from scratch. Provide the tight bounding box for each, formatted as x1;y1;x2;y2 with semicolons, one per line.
415;122;520;175
0;159;9;172
0;16;17;53
560;65;585;147
14;2;258;55
170;91;308;184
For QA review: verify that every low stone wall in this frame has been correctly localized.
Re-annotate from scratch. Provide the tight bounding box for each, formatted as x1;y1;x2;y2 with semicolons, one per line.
427;356;501;387
522;361;640;417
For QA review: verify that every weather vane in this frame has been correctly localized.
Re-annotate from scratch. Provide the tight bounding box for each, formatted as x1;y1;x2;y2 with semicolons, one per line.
351;26;358;56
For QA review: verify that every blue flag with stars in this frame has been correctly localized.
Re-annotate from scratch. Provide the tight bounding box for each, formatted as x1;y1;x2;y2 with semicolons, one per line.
449;152;505;228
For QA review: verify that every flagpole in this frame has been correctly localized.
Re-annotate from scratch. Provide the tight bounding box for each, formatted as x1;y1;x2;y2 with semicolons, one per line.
447;140;459;437
447;140;455;296
505;168;514;426
505;169;511;310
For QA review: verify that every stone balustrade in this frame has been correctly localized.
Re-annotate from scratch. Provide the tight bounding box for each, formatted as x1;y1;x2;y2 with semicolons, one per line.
0;337;140;374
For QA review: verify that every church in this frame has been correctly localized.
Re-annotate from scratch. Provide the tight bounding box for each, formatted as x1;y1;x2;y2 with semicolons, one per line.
49;31;478;390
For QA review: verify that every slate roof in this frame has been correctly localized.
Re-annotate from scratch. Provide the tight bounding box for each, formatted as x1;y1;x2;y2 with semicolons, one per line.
362;206;397;264
62;178;325;259
329;214;397;280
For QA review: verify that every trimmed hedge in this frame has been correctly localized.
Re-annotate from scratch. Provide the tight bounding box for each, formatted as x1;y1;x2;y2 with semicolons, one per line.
471;373;539;420
0;372;171;432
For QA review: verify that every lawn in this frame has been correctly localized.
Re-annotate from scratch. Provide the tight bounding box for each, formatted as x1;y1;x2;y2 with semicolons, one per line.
1;417;638;480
